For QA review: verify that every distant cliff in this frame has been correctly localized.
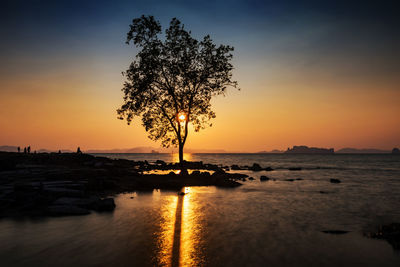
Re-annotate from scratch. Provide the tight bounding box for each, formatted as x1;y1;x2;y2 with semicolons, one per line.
284;146;334;154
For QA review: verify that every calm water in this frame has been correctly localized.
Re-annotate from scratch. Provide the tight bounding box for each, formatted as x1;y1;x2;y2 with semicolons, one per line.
1;154;400;266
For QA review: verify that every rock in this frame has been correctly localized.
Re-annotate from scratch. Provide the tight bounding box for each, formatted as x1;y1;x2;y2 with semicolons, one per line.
92;198;116;212
231;164;242;170
288;167;302;171
191;170;201;175
264;167;273;171
364;223;400;250
212;168;226;175
285;179;295;182
295;178;303;181
156;160;166;165
330;178;341;183
260;175;270;181
168;171;176;176
322;230;349;235
201;171;211;176
47;205;90;216
250;163;262;171
392;148;400;154
248;177;255;180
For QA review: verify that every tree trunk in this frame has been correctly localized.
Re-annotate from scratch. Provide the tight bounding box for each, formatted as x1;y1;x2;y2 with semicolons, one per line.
179;142;184;165
178;142;187;175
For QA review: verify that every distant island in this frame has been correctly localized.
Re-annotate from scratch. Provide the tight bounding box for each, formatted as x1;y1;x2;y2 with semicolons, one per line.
284;146;334;154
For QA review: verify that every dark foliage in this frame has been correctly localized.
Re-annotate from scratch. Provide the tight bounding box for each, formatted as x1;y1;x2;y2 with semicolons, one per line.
117;15;237;163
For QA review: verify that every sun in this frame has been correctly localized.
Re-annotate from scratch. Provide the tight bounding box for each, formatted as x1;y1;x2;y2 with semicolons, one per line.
177;112;186;122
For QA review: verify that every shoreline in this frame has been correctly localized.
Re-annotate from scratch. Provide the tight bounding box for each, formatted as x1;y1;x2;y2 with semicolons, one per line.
0;152;243;218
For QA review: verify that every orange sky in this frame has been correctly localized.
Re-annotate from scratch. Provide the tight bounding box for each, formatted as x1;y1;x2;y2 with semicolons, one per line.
0;60;399;152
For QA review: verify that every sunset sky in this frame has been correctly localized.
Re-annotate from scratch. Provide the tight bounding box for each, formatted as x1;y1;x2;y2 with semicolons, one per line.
1;0;399;152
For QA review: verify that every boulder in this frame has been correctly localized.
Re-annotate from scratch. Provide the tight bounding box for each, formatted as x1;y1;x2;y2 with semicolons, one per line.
92;198;115;211
248;177;255;180
250;163;262;171
260;175;270;181
231;165;242;170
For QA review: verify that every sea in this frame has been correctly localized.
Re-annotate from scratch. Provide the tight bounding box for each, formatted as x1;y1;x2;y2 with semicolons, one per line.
0;153;399;266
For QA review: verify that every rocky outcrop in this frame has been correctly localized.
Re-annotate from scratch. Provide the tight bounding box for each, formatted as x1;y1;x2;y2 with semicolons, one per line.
364;223;400;250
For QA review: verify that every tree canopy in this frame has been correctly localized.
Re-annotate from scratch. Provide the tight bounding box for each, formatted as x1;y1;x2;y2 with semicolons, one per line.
117;15;237;163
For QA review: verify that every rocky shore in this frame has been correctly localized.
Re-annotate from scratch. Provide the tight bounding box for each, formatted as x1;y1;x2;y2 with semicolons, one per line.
0;152;244;218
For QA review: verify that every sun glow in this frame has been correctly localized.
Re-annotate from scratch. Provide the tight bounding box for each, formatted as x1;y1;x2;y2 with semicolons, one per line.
177;112;186;122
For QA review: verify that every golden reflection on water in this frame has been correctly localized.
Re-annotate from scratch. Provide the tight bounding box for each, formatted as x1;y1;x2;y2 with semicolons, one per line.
156;195;178;266
156;187;204;266
171;153;192;163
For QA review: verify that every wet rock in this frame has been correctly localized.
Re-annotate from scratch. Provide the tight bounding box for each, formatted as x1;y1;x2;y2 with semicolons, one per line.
92;198;115;212
330;178;341;184
250;163;262;172
47;205;90;216
288;167;302;171
231;164;242;170
260;175;270;181
322;230;349;235
364;223;400;250
212;168;226;175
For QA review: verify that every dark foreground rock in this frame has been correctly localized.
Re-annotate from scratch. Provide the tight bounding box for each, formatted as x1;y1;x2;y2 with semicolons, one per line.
0;152;242;218
364;223;400;250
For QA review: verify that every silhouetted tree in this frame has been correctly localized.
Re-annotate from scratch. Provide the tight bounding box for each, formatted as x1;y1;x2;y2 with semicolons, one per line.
118;16;238;166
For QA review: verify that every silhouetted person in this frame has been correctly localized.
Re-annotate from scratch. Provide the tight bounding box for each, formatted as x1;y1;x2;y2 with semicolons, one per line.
77;147;82;154
23;147;27;153
17;146;20;153
27;146;31;153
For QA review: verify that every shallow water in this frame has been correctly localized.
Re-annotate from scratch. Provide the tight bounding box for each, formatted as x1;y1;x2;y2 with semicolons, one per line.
1;154;400;266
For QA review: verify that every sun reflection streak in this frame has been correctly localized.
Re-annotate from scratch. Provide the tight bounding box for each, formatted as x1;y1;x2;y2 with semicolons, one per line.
156;195;178;266
156;187;204;266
